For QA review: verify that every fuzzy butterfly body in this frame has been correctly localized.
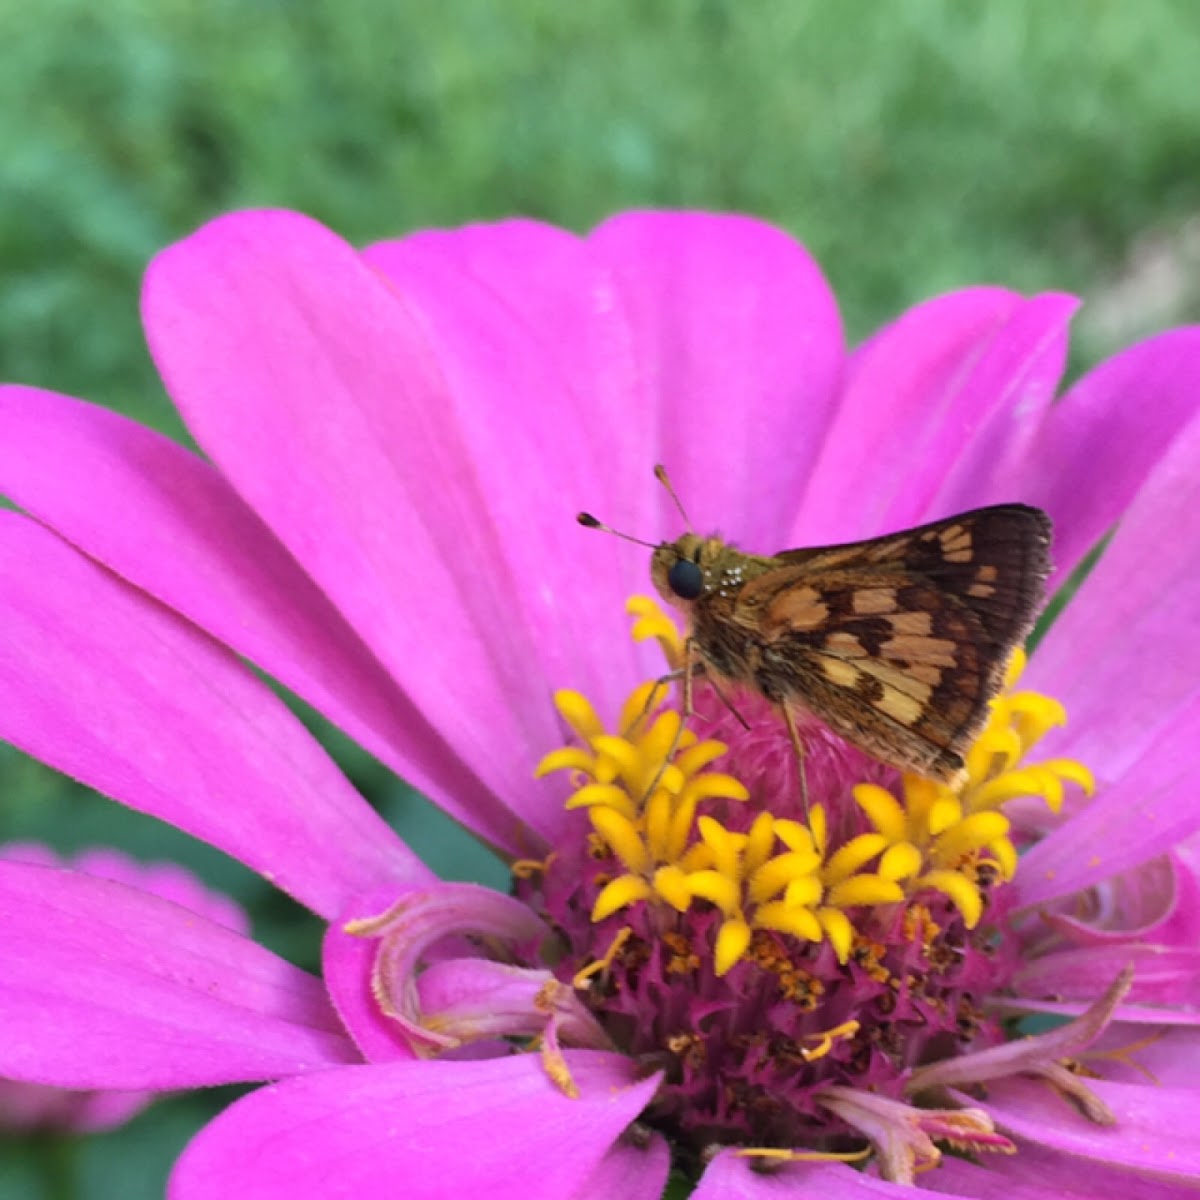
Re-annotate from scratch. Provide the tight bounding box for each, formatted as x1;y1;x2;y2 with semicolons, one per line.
647;505;1053;781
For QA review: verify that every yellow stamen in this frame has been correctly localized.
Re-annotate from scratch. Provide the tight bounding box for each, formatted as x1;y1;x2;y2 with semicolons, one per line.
1003;646;1027;690
756;902;823;943
554;689;605;741
748;850;824;904
826;875;904;908
986;837;1019;881
878;843;922;882
588;735;643;783
917;869;983;928
572;927;633;988
854;783;908;841
510;853;555;879
589;806;650;874
540;1038;579;1099
680;773;750;803
653;864;693;911
534;747;595;778
965;726;1023;783
802;1019;860;1061
674;740;730;777
686;868;742;917
626;594;686;667
566;783;638;818
825;834;889;883
713;918;753;976
592;875;652;921
817;908;854;963
931;812;1011;864
782;877;823;907
619;678;669;737
737;1146;872;1164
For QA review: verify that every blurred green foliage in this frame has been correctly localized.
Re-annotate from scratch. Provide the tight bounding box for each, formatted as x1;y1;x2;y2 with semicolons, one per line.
3;1;1200;1196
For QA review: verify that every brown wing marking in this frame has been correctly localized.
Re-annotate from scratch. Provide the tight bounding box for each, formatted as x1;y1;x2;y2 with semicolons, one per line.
750;575;996;779
771;505;1052;653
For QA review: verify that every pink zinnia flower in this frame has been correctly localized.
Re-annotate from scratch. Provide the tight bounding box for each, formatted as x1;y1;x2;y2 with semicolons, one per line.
1;209;1199;1197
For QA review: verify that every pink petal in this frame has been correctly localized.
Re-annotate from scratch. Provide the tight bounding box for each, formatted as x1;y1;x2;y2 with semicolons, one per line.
67;845;249;935
797;288;1036;543
363;230;655;754
1034;854;1181;947
0;384;505;849
589;210;845;544
0;1078;154;1134
694;1153;959;1198
692;1150;807;1197
1015;328;1200;587
416;958;611;1050
0;513;427;918
567;1131;670;1200
0;842;62;868
322;902;415;1064
381;218;657;529
695;1147;1163;1200
143;210;573;848
978;1076;1200;1183
928;1143;1189;1199
989;997;1200;1029
1014;695;1200;911
887;293;1080;533
1162;838;1200;948
0;861;358;1089
1014;945;1200;1008
169;1052;660;1200
1090;1025;1200;1089
1027;409;1200;786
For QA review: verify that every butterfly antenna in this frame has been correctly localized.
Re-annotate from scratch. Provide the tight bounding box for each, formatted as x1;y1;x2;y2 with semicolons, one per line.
576;512;658;550
654;463;692;530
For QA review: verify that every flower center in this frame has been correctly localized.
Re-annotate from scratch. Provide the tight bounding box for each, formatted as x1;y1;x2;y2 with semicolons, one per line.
522;595;1094;1164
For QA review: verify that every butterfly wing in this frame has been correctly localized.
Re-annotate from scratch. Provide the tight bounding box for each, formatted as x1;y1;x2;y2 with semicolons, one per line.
731;505;1052;778
773;505;1052;655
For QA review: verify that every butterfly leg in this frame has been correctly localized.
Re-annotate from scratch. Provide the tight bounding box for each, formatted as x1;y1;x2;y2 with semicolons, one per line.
628;648;750;734
780;703;810;817
626;666;688;737
638;639;698;802
638;659;749;733
703;673;751;731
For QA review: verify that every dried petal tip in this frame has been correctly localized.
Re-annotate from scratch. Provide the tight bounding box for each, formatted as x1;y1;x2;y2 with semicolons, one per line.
819;1088;1015;1185
908;966;1133;1096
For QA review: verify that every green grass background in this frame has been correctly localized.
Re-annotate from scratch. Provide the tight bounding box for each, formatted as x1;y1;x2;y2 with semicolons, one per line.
3;1;1200;1196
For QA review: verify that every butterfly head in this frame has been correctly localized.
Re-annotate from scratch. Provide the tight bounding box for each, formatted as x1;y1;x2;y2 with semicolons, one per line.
650;534;713;610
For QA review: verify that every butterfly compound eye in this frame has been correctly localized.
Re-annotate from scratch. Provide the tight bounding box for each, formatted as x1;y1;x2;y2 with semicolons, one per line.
667;558;704;600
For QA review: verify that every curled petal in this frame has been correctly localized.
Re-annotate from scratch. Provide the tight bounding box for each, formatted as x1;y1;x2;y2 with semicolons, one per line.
417;960;613;1051
346;884;552;1054
820;1086;1013;1185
